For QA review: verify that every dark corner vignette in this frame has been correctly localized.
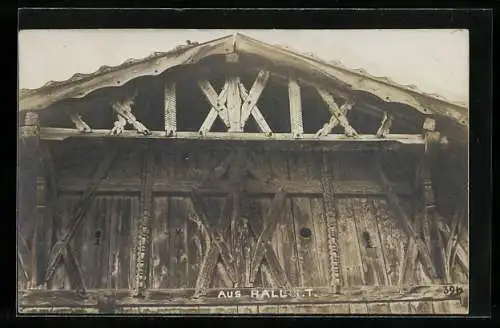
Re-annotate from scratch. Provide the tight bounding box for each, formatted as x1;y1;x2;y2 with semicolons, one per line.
15;8;491;318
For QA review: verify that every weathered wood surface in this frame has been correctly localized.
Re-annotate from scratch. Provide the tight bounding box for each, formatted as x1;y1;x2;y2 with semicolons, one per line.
57;177;413;196
19;299;467;314
40;127;426;146
20;142;468;316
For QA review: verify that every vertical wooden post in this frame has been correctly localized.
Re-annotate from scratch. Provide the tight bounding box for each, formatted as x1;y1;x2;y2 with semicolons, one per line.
226;76;242;132
288;78;303;138
225;53;242;132
19;112;40;290
421;117;447;283
319;152;342;292
164;81;177;137
135;147;155;297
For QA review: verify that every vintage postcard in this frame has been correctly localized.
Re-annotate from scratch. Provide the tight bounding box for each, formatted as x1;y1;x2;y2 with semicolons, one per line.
18;29;469;315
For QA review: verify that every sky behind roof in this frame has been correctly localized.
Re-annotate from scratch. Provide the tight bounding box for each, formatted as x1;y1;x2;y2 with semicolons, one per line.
18;29;469;104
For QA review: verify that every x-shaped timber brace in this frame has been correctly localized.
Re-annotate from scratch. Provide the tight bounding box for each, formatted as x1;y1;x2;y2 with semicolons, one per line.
197;70;272;135
60;55;406;141
189;149;293;298
43;149;119;294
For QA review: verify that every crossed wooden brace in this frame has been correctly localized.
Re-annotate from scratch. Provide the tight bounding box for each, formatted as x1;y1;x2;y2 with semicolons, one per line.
191;187;292;297
198;70;272;134
44;149;118;293
316;88;358;137
374;153;439;282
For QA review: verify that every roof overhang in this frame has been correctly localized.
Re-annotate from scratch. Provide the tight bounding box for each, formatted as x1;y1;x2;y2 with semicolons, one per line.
19;33;468;130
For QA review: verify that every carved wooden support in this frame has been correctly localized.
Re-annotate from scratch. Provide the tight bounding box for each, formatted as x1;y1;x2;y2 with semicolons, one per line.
198;80;230;133
438;220;469;274
249;189;287;283
288;78;303;138
374;154;438;282
44;149;118;292
319;153;342;292
134;149;155;298
110;94;151;136
164;81;177;137
421;117;449;282
69;112;92;133
19;112;40;290
192;193;236;298
316;91;357;137
444;203;466;282
376;112;394;138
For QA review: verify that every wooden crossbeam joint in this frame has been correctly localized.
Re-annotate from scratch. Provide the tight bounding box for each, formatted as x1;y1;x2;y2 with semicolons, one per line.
315;91;356;137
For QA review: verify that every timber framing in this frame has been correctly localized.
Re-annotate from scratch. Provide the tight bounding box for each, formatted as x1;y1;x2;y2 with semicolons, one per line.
38;128;427;150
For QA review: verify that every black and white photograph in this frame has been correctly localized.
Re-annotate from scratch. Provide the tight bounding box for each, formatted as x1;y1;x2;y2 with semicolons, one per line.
18;28;470;315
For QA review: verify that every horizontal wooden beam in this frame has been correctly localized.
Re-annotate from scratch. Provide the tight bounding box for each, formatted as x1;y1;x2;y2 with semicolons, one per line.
19;284;468;308
56;178;412;196
40;128;425;151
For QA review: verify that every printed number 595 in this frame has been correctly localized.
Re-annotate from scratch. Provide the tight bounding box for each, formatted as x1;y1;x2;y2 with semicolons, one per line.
443;286;464;297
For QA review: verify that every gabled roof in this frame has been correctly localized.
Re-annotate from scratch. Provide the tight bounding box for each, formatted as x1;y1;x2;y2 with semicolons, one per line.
19;33;468;128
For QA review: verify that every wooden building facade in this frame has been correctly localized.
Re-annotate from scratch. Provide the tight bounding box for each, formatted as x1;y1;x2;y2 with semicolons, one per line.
18;33;469;315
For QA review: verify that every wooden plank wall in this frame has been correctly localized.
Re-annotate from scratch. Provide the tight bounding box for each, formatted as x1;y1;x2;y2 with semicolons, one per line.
28;145;468;296
50;194;139;290
19;299;468;315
